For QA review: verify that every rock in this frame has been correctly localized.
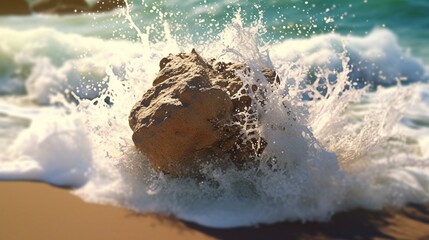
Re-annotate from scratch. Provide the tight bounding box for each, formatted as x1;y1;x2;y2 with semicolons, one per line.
129;50;278;177
0;0;31;15
90;0;125;13
31;0;125;14
31;0;88;14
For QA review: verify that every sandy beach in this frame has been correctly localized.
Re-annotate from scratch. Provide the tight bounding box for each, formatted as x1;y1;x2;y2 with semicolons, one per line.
0;182;211;240
1;181;429;240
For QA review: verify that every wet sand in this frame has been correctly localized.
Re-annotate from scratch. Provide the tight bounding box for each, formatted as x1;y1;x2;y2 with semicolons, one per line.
1;181;429;240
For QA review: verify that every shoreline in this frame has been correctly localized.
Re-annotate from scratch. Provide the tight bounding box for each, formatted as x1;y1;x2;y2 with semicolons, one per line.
2;181;429;240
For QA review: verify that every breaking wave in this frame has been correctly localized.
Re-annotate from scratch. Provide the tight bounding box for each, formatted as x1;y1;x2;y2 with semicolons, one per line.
0;12;429;228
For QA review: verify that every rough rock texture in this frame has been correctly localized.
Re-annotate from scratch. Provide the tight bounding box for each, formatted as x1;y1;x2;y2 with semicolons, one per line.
31;0;88;14
0;0;31;15
129;50;278;177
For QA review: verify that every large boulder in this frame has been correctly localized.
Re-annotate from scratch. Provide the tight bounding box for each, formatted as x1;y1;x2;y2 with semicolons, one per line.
31;0;88;14
129;50;278;177
0;0;31;15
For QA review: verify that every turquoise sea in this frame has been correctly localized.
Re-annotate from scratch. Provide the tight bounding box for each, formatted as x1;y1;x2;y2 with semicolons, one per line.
1;0;429;228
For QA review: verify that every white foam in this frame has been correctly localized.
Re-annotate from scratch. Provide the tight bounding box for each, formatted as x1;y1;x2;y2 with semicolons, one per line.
270;28;427;87
0;19;429;228
0;27;161;104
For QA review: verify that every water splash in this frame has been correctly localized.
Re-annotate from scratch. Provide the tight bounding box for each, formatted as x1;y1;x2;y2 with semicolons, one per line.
0;7;428;228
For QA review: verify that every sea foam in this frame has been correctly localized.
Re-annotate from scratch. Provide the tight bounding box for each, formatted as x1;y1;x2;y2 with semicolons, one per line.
0;15;429;228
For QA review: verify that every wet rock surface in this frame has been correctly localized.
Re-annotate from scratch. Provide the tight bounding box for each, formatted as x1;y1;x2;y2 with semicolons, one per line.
129;50;278;177
90;0;125;13
31;0;124;14
0;0;31;15
31;0;88;14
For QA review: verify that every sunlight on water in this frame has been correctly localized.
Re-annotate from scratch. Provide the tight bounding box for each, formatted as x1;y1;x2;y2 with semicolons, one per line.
0;1;428;228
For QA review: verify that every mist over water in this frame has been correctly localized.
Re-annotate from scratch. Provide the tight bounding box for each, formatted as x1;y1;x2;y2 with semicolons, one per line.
1;0;429;228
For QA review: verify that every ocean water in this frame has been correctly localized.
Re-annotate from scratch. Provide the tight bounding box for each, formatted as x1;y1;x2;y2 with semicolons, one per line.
1;0;429;228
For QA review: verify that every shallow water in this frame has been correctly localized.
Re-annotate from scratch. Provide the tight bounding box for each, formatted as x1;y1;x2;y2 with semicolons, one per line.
0;0;429;228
